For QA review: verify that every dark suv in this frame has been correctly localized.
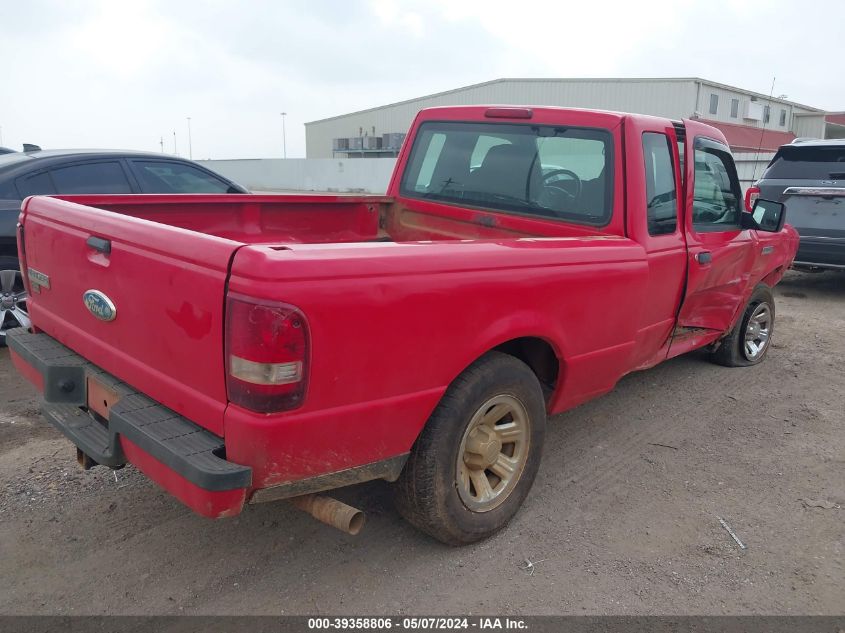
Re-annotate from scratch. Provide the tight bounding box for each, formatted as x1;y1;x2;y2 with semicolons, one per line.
751;139;845;271
0;149;248;342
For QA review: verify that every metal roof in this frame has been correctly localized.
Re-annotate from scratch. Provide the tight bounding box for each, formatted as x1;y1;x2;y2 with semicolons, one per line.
305;77;824;125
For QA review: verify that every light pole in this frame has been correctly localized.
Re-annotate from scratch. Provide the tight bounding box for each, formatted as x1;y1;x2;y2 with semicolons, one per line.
186;117;193;159
280;112;287;158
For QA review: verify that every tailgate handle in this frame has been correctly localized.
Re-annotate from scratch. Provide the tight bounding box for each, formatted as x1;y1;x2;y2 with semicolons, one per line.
86;236;111;254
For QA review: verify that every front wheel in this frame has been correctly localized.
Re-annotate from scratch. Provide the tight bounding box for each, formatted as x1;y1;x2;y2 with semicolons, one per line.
711;285;775;367
0;256;29;347
393;352;546;545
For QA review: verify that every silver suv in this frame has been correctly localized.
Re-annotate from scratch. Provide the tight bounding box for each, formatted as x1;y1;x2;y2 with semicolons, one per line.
751;139;845;271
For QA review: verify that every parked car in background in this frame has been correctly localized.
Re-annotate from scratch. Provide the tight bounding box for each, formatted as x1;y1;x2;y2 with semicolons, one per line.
0;147;16;155
0;149;248;343
747;139;845;271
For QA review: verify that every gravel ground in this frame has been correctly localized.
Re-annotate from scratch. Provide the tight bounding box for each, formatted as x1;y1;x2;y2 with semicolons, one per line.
0;270;842;615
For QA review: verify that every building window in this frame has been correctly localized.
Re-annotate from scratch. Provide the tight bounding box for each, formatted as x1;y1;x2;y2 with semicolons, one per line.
730;99;739;118
764;105;771;123
779;109;787;126
709;94;719;115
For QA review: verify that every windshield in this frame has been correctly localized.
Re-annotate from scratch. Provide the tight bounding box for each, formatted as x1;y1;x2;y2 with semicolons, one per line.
399;121;613;226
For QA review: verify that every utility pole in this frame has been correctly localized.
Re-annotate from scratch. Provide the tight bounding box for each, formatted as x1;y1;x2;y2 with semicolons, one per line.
186;117;193;159
0;126;4;146
173;130;178;156
159;136;164;152
280;112;287;158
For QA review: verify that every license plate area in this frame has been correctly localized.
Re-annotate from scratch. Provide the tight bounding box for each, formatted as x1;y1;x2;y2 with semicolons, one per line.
86;375;121;421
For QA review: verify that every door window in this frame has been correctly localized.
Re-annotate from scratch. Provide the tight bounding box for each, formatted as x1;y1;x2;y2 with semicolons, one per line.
131;160;232;193
50;161;133;194
642;132;677;236
16;172;57;197
692;139;741;231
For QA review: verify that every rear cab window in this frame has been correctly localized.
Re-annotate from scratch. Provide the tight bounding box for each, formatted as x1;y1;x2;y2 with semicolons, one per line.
763;145;845;180
399;121;613;226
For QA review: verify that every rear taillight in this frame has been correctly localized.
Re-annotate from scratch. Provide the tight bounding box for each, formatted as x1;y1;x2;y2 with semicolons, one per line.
744;186;760;212
225;293;309;413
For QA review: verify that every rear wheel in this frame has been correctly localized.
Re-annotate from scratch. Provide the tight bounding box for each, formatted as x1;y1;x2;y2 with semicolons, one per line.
711;285;775;367
0;256;29;347
394;352;546;545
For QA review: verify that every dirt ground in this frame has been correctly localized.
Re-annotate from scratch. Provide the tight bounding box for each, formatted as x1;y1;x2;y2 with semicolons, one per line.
0;270;842;616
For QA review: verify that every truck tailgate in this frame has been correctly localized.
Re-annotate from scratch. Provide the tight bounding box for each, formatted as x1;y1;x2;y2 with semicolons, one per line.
19;196;242;436
783;187;845;236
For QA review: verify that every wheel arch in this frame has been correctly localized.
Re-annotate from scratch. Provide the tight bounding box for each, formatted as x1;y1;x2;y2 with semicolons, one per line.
438;332;564;413
492;336;561;404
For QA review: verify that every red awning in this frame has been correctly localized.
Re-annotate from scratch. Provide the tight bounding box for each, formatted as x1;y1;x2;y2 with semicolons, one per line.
698;119;796;152
825;113;845;127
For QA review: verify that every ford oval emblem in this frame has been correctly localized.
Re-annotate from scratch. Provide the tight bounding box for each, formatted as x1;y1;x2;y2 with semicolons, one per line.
83;290;117;321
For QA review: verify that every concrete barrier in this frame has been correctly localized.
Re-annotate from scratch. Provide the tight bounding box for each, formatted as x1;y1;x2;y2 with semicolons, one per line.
197;158;398;194
201;153;774;195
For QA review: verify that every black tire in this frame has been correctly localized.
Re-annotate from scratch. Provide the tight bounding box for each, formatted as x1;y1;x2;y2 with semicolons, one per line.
711;285;775;367
0;255;27;347
394;351;546;546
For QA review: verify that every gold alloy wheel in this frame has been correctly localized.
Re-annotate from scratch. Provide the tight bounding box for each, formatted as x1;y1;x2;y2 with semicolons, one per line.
456;394;531;512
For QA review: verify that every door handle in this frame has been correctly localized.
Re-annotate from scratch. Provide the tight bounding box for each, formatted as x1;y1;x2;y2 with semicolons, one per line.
695;251;712;264
86;236;111;254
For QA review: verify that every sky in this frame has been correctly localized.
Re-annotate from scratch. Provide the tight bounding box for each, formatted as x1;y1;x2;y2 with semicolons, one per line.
1;0;842;159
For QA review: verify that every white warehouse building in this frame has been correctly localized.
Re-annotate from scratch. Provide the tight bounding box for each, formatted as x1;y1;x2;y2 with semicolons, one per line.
305;78;843;168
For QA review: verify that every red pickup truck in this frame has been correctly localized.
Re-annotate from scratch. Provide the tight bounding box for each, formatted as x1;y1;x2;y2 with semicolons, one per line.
9;106;798;545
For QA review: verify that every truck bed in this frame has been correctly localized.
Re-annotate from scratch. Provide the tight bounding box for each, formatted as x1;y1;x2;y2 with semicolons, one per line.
17;193;615;440
54;193;605;244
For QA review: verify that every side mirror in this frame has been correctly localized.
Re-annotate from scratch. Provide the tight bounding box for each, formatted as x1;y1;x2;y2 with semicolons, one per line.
741;199;786;232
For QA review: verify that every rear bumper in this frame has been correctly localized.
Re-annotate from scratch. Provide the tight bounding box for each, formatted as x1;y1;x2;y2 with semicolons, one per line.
7;328;251;518
794;235;845;269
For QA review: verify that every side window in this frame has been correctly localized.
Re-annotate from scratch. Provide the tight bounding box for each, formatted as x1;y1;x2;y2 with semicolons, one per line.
642;133;677;236
692;139;742;231
16;171;57;197
131;161;231;193
677;140;685;188
50;161;132;194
